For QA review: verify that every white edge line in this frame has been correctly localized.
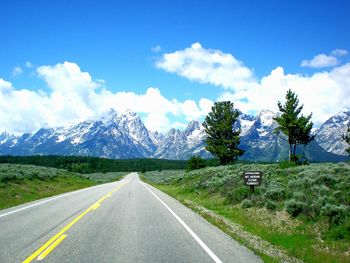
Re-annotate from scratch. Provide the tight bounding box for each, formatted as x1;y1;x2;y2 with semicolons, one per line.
0;177;128;219
142;182;223;263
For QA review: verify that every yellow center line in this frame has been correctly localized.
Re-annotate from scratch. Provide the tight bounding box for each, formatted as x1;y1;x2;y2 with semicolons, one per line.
92;203;101;210
22;181;128;263
36;234;67;261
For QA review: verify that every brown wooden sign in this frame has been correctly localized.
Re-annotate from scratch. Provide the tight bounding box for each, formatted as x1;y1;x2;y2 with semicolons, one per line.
243;171;262;186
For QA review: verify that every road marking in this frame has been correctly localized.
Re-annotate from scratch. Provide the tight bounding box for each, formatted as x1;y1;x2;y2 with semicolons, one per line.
142;183;223;263
0;181;125;219
22;181;128;263
92;203;101;210
36;234;67;261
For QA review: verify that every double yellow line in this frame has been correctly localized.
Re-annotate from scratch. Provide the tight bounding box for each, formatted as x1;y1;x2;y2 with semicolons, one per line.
23;181;128;263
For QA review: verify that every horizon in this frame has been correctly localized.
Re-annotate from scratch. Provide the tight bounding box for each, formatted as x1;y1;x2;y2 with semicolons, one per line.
1;0;350;133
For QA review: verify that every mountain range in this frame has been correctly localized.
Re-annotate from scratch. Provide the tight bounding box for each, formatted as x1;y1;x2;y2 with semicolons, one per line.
0;109;349;162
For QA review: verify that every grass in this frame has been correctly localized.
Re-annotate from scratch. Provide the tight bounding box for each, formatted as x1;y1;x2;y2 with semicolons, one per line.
0;164;125;210
141;164;350;263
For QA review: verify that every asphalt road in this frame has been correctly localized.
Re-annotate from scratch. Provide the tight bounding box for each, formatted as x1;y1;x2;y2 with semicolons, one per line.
0;173;262;263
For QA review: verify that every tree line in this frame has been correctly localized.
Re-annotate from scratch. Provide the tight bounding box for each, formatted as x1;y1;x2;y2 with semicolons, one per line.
0;155;187;174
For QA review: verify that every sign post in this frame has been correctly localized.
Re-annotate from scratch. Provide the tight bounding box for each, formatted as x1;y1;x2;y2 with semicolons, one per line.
243;171;262;193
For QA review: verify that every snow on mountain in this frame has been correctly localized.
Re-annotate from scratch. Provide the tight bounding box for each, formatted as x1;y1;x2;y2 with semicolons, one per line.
238;110;286;161
235;113;255;136
115;110;156;153
0;132;17;147
154;120;210;159
0;109;348;161
315;111;350;156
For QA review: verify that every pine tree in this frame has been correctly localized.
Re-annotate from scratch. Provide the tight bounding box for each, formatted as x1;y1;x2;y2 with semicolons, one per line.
273;89;314;162
186;156;207;172
203;101;244;165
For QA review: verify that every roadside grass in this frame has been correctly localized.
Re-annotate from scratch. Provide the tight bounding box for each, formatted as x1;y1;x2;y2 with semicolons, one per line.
141;165;350;263
0;163;96;210
82;171;127;183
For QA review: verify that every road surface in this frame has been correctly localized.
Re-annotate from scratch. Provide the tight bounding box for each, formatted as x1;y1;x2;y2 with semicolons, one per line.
0;173;262;263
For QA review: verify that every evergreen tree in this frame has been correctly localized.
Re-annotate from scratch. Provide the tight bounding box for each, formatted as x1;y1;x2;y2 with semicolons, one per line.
203;101;244;165
186;156;207;172
274;89;314;162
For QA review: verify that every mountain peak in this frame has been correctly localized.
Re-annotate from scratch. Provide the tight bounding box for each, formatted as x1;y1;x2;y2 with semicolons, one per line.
257;110;276;127
122;109;137;116
185;120;200;135
100;108;118;123
258;109;276;117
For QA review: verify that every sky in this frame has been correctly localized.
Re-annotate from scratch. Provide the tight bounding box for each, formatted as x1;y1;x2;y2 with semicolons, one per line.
0;0;350;133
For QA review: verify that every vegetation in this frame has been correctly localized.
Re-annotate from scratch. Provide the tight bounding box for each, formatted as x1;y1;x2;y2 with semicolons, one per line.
186;156;207;171
82;172;127;184
0;164;96;210
141;163;350;263
203;101;244;165
0;155;186;173
274;89;314;162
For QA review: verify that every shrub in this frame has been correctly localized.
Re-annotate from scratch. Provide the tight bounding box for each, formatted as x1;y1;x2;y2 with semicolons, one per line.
241;199;253;208
321;204;350;225
312;174;337;187
265;200;278;211
291;191;306;201
264;185;285;201
285;199;307;217
278;160;297;169
227;187;250;204
324;217;350;240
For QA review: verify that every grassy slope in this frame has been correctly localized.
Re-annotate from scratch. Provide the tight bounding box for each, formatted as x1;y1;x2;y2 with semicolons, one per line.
0;164;96;210
142;164;350;263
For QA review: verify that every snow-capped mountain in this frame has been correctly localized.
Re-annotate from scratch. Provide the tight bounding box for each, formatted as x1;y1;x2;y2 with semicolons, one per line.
0;109;156;159
0;109;349;161
154;121;210;159
315;111;350;156
237;110;288;162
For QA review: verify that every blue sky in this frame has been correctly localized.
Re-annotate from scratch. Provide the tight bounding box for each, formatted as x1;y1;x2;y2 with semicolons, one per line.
0;0;350;133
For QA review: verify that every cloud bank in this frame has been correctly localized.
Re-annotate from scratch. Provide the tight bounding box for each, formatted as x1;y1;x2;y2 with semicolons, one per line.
157;43;350;125
156;42;256;91
301;49;348;68
0;62;213;133
2;44;349;134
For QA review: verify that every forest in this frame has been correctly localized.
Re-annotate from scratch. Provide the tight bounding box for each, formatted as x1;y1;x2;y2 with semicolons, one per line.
0;155;187;173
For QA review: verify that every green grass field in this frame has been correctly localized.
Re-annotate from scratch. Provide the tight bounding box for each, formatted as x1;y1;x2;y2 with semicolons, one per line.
141;163;350;263
0;164;127;210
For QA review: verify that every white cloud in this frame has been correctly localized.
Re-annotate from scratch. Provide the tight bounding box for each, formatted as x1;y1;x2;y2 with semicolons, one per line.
0;79;13;90
156;42;255;91
12;66;23;76
0;61;212;133
301;54;339;68
301;49;348;68
151;45;162;53
156;44;350;126
221;64;350;125
330;49;348;57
